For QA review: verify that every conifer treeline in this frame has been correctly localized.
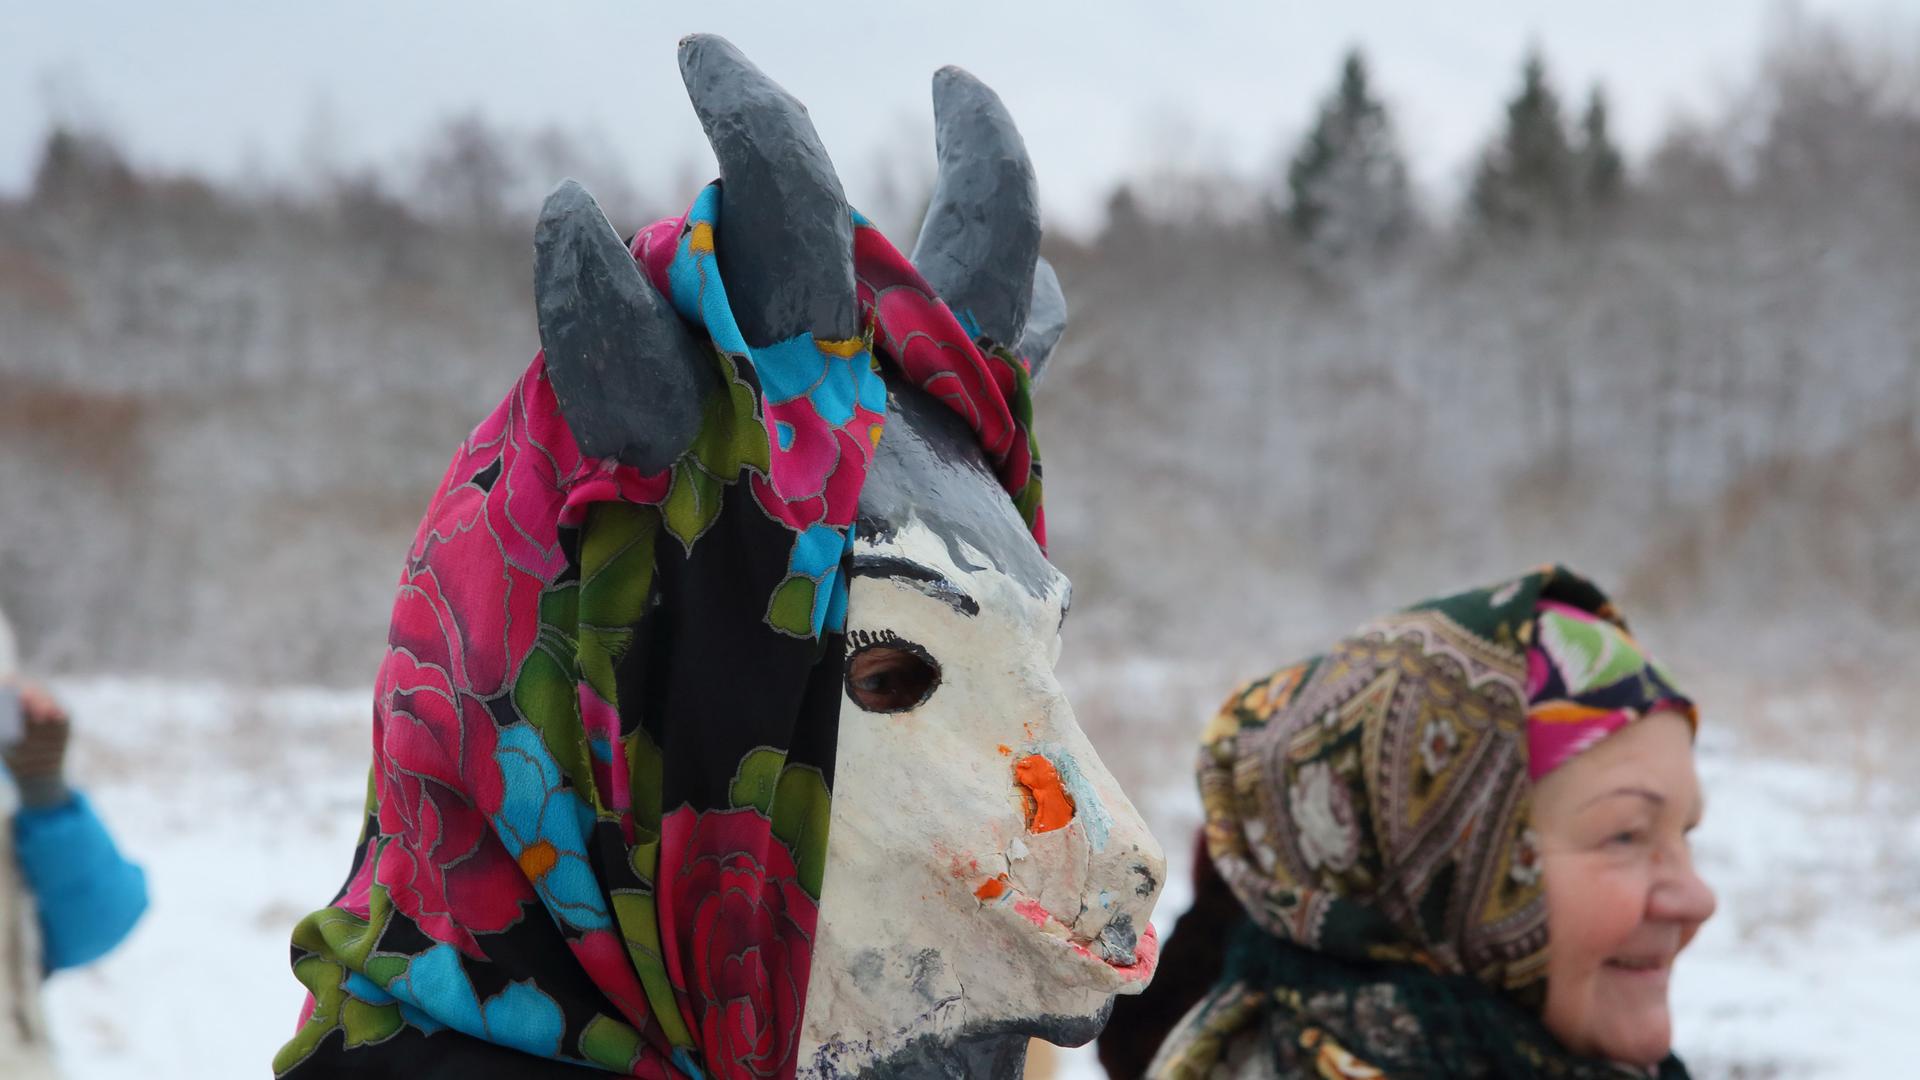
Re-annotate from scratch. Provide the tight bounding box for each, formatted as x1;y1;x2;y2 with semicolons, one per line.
1281;46;1628;265
2;22;1915;683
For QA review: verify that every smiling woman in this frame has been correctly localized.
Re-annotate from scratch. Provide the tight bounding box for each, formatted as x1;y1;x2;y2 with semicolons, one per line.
1114;565;1713;1080
1533;712;1715;1065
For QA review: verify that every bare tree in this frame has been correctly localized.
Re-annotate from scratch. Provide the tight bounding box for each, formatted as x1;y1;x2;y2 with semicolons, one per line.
414;112;521;230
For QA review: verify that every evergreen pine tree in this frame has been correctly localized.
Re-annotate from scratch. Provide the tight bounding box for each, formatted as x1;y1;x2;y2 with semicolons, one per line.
1469;50;1576;236
1285;49;1411;262
1102;183;1149;245
1577;86;1626;206
30;126;137;207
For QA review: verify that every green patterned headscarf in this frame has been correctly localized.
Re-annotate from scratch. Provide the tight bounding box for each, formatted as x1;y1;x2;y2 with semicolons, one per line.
1148;565;1692;1079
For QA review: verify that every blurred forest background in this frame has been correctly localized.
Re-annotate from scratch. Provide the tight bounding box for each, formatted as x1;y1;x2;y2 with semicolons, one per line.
1;15;1915;723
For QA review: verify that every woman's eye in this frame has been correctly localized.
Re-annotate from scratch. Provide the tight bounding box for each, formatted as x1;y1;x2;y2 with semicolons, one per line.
1607;829;1646;847
845;641;940;713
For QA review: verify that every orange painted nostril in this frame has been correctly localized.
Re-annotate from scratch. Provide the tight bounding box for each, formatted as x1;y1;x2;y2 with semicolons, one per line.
974;874;1010;901
1014;754;1075;832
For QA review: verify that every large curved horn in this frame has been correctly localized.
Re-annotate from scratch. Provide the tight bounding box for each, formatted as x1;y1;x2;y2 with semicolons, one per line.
910;66;1041;351
1014;255;1067;383
677;34;857;347
534;179;715;473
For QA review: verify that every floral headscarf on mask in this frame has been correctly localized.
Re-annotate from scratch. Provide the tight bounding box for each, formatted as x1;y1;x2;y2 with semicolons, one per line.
1145;566;1695;1080
274;186;1042;1080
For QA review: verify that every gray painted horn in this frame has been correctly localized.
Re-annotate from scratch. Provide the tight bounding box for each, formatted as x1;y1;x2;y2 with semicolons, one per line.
677;33;858;348
910;66;1041;353
533;179;716;474
1013;255;1066;383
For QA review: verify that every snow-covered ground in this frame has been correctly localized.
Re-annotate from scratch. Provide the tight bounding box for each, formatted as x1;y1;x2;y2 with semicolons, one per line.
34;677;1918;1078
38;680;369;1077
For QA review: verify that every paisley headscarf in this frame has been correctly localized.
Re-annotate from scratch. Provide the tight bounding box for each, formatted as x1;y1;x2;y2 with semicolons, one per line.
275;185;1041;1079
1142;565;1695;1080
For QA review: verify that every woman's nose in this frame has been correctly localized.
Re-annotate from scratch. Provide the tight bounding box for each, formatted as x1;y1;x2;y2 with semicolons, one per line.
1651;850;1717;925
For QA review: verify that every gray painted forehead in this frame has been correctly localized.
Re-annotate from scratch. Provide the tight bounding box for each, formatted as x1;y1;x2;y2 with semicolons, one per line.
855;371;1055;599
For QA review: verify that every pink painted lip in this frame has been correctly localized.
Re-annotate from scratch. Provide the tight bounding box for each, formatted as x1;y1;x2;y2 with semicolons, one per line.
1110;923;1159;981
1007;895;1160;984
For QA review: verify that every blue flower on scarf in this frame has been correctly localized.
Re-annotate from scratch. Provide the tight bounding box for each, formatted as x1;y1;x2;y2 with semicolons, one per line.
491;723;611;931
756;333;885;425
374;943;567;1056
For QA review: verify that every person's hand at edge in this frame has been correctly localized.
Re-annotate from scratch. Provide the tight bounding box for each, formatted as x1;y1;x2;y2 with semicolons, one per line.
3;679;71;808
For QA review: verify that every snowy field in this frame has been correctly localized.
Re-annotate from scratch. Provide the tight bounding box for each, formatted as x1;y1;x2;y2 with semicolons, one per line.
36;676;1918;1078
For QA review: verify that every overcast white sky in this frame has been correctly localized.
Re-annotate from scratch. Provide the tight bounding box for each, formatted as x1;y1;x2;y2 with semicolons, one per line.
4;0;1913;234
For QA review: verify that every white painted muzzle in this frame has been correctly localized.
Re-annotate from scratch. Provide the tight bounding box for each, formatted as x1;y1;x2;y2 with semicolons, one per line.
796;517;1165;1073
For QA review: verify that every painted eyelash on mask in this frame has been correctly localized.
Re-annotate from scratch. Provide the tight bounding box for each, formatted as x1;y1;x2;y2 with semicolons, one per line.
846;628;905;651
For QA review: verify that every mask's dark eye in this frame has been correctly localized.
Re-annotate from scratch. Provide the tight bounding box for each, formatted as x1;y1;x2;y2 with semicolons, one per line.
845;641;940;713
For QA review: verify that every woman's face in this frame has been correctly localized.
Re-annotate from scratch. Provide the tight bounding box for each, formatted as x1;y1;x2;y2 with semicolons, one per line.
1532;712;1716;1066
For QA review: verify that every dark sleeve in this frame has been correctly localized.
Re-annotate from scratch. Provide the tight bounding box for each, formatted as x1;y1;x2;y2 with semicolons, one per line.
1097;829;1243;1079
